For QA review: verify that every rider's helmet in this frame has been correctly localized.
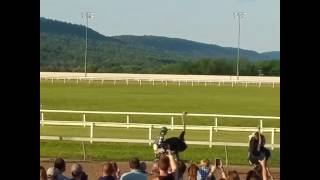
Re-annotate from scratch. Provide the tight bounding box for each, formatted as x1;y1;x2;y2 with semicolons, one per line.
160;127;168;136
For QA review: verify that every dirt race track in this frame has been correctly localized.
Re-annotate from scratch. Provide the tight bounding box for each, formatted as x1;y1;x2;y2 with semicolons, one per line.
40;159;280;180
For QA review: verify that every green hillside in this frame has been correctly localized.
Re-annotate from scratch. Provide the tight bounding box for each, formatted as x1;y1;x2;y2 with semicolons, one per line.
40;17;279;75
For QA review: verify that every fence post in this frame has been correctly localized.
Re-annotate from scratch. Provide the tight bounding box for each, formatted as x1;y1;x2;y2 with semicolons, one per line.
273;82;275;88
127;115;130;128
209;126;213;148
152;80;155;86
246;82;248;88
51;77;54;84
149;125;153;146
225;146;228;166
82;141;86;161
41;113;44;126
165;81;168;86
218;81;221;86
214;117;218;132
192;81;194;86
260;120;263;133
271;128;275;150
101;79;104;84
139;80;142;86
64;78;66;84
90;122;94;144
179;81;181;86
205;82;207;87
171;116;174;130
126;79;129;86
83;114;86;127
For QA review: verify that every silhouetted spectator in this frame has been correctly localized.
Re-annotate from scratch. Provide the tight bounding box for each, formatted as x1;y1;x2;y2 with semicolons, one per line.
99;162;115;180
187;163;199;180
70;163;88;180
40;166;48;180
120;157;147;180
152;153;176;180
246;170;261;180
111;161;121;180
140;161;148;174
151;161;160;176
47;167;59;180
197;159;211;180
177;160;186;180
54;157;70;180
226;170;240;180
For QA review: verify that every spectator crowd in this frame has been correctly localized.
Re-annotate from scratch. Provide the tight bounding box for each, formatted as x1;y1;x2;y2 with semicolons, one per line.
40;131;274;180
40;155;272;180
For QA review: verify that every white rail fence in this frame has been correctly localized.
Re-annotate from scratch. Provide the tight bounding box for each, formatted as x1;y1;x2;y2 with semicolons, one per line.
40;109;280;149
40;72;280;88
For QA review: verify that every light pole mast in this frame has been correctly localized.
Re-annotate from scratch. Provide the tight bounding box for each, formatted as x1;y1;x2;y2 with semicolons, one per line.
82;12;95;77
233;12;247;80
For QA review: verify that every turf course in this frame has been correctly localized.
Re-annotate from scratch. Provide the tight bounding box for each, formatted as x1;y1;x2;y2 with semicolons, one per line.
40;79;280;165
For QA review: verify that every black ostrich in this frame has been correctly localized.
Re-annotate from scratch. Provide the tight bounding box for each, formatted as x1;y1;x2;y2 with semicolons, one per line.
162;112;187;160
153;112;188;160
248;131;270;165
248;129;273;180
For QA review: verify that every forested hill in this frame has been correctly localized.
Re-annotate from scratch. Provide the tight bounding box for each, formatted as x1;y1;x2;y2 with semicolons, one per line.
40;17;279;75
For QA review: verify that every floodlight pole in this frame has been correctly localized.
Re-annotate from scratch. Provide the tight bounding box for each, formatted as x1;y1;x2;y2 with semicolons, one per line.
234;12;247;81
84;14;88;77
82;12;95;77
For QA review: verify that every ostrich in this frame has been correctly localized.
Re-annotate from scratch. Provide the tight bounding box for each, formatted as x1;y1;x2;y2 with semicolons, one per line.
153;112;187;160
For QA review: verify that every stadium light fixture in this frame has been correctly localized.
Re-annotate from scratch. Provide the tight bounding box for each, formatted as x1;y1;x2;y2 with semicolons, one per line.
233;12;247;80
82;12;96;77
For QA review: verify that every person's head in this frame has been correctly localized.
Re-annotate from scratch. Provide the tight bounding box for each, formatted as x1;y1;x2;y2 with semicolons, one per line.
54;157;66;172
246;170;261;180
227;170;240;180
200;159;210;167
151;161;160;175
160;127;168;136
129;157;140;170
71;163;83;177
140;161;147;172
40;166;47;180
187;163;199;177
158;155;170;172
47;167;58;180
102;162;114;176
111;161;118;172
177;160;186;178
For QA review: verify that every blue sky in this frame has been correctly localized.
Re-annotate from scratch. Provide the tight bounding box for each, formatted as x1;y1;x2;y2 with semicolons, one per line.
40;0;279;53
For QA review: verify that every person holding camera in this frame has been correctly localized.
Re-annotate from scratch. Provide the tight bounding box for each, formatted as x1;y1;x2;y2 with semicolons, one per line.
152;151;177;180
210;159;226;180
